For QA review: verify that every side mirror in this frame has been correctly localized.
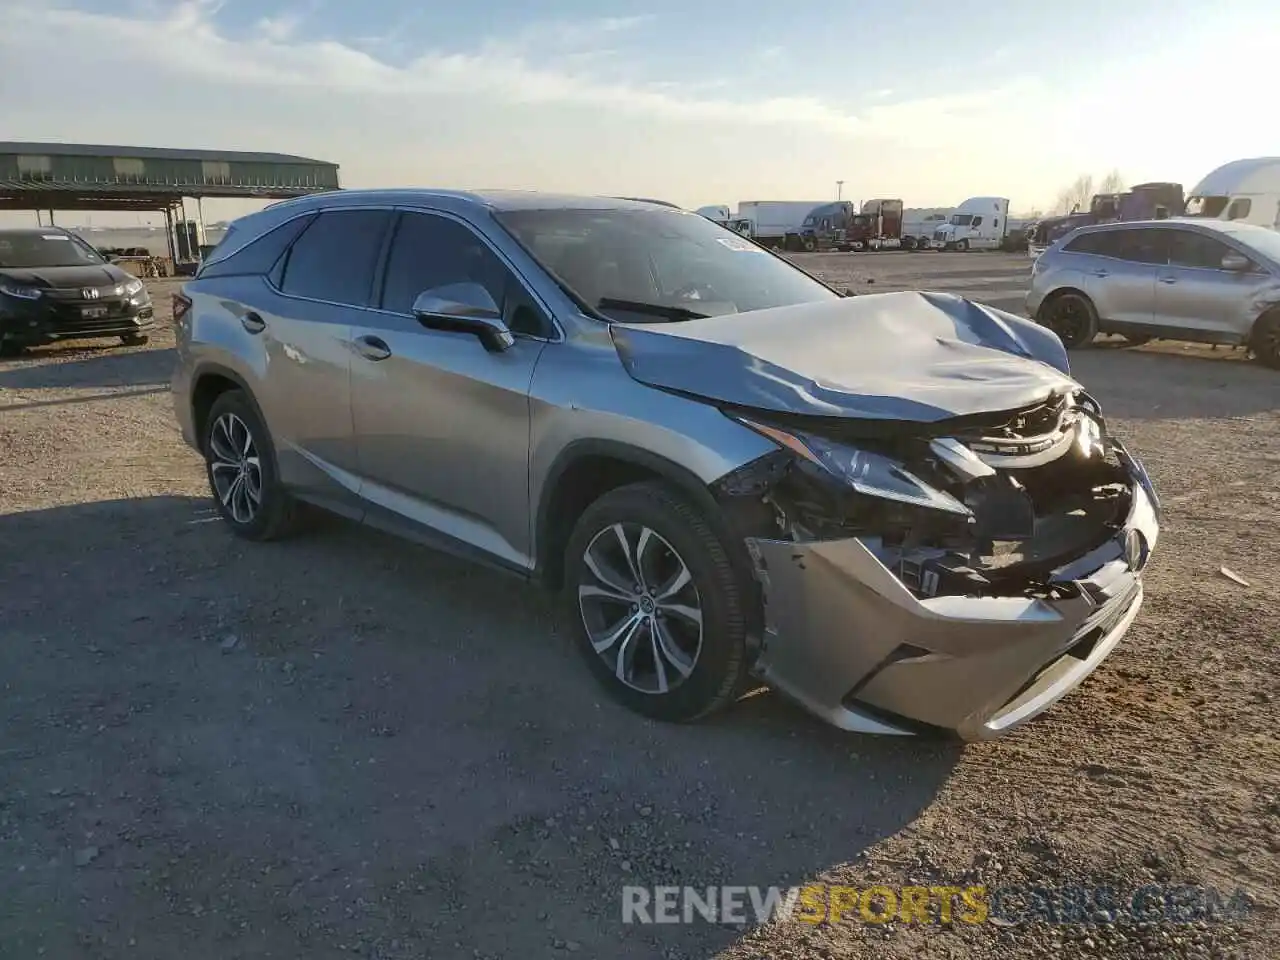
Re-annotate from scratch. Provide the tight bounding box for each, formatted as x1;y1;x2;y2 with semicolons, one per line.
411;282;514;352
1220;252;1250;272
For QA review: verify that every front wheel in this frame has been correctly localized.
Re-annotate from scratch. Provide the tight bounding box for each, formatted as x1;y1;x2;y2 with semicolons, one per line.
202;390;305;540
1038;292;1099;349
955;239;970;252
563;481;750;723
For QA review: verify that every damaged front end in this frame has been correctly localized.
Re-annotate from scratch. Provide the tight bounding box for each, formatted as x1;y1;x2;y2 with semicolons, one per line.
712;390;1160;741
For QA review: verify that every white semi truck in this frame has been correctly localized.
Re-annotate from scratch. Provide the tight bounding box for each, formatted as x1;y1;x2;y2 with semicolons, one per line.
1184;157;1280;230
930;197;1011;251
736;200;829;250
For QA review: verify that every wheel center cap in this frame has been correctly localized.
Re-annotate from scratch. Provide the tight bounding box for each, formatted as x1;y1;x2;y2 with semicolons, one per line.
639;596;655;614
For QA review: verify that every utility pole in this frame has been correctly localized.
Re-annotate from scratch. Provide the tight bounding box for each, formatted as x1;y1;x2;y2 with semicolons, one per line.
836;180;844;201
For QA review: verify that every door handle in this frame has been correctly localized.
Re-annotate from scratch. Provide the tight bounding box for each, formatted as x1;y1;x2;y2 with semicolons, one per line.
353;334;392;361
1158;276;1178;284
1090;270;1109;278
241;311;266;334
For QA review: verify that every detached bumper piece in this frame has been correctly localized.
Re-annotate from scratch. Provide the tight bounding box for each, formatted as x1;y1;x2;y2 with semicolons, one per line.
746;470;1158;742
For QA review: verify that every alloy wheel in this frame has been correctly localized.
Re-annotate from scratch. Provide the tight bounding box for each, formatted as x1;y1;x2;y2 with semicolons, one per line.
1047;299;1089;346
577;522;704;695
208;412;263;524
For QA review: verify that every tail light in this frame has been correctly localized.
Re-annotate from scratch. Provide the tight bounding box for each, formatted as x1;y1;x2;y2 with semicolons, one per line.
172;291;192;326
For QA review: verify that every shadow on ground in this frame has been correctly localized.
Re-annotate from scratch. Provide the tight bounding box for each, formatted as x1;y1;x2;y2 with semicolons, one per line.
0;496;961;960
1069;347;1278;420
0;346;175;391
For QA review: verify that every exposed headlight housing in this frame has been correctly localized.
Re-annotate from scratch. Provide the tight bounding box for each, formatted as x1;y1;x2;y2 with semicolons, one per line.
123;278;145;297
732;416;972;517
0;280;43;300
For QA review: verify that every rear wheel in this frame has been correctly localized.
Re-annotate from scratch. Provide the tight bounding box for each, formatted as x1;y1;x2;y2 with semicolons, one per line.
202;390;305;540
0;340;24;358
1038;292;1099;349
563;481;750;723
1251;311;1280;369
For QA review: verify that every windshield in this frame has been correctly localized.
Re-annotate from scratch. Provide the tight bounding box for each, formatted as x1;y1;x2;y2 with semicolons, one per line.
1185;196;1229;218
495;207;839;322
949;213;974;226
0;231;105;269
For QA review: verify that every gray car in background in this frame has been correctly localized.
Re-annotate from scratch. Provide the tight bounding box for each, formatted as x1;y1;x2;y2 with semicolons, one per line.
1027;218;1280;366
172;190;1160;740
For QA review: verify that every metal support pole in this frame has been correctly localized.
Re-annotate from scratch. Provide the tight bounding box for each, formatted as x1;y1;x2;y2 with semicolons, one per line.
196;196;206;259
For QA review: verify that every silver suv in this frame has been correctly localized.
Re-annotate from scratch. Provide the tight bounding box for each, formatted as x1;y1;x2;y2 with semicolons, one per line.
172;190;1160;740
1027;218;1280;366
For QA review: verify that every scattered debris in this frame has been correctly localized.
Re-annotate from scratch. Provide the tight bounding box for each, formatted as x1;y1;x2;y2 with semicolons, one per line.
219;634;240;652
74;846;99;867
1219;566;1251;588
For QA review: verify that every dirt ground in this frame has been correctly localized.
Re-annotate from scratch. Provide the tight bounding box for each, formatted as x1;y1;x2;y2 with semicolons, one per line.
1;252;1276;959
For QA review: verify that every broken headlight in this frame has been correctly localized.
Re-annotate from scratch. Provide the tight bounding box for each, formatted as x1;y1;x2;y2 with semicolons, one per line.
732;416;971;517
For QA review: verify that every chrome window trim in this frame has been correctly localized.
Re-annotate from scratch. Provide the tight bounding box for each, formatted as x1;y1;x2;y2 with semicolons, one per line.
261;203;564;345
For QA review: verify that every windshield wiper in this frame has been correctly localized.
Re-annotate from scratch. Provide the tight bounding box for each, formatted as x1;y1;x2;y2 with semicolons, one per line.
596;297;709;321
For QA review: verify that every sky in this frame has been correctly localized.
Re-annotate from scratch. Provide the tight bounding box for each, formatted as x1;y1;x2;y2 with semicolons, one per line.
2;0;1278;226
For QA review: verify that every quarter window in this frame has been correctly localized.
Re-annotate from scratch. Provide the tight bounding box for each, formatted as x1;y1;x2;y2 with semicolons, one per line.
278;209;392;306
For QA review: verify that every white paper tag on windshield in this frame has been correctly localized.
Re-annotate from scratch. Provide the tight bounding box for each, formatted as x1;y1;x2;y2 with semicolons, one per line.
43;234;71;240
716;236;761;252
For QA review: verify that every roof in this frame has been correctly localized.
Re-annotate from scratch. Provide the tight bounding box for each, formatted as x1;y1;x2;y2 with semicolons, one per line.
0;141;334;167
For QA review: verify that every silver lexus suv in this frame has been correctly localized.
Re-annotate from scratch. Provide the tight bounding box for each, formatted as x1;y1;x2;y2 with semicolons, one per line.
1027;218;1280;366
172;190;1160;740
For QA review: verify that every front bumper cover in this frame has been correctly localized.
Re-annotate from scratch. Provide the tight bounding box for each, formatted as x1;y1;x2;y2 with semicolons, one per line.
745;444;1159;741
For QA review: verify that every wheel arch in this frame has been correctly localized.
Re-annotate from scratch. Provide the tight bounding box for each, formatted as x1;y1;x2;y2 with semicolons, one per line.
189;362;264;449
534;439;730;591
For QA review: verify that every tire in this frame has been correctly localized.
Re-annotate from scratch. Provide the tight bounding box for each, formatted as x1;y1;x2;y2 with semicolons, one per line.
1038;292;1099;350
1251;311;1280;369
120;333;150;346
0;340;24;358
201;389;305;541
562;481;750;724
956;239;970;252
902;238;916;251
802;236;817;252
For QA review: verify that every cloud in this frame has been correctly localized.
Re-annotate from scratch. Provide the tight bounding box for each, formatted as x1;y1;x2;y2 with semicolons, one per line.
0;1;1030;140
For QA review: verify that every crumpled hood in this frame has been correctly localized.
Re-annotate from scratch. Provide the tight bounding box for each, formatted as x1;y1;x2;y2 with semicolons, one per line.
610;290;1078;422
0;263;129;290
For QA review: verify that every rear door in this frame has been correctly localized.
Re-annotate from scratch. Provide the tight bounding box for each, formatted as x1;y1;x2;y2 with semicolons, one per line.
1078;228;1162;329
262;207;393;510
348;209;551;569
1154;228;1264;341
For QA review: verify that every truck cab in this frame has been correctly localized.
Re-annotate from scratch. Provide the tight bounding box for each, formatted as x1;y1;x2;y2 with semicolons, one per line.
932;197;1011;251
798;201;855;251
1184;158;1280;230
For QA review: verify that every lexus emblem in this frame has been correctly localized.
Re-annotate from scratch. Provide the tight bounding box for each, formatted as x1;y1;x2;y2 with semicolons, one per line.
82;288;100;299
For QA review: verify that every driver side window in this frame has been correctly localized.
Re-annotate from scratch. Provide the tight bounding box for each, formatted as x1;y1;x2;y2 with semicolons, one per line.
379;212;547;336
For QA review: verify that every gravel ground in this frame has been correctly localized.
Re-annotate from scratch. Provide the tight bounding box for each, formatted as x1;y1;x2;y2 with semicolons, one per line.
1;253;1276;959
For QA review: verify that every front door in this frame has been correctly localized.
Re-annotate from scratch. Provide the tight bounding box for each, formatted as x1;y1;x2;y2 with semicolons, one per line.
1155;229;1265;342
349;210;551;570
1081;228;1163;330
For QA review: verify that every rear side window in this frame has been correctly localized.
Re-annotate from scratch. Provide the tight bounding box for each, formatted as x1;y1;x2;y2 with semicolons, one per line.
1063;231;1119;255
278;209;392;306
197;214;315;279
1115;229;1167;265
